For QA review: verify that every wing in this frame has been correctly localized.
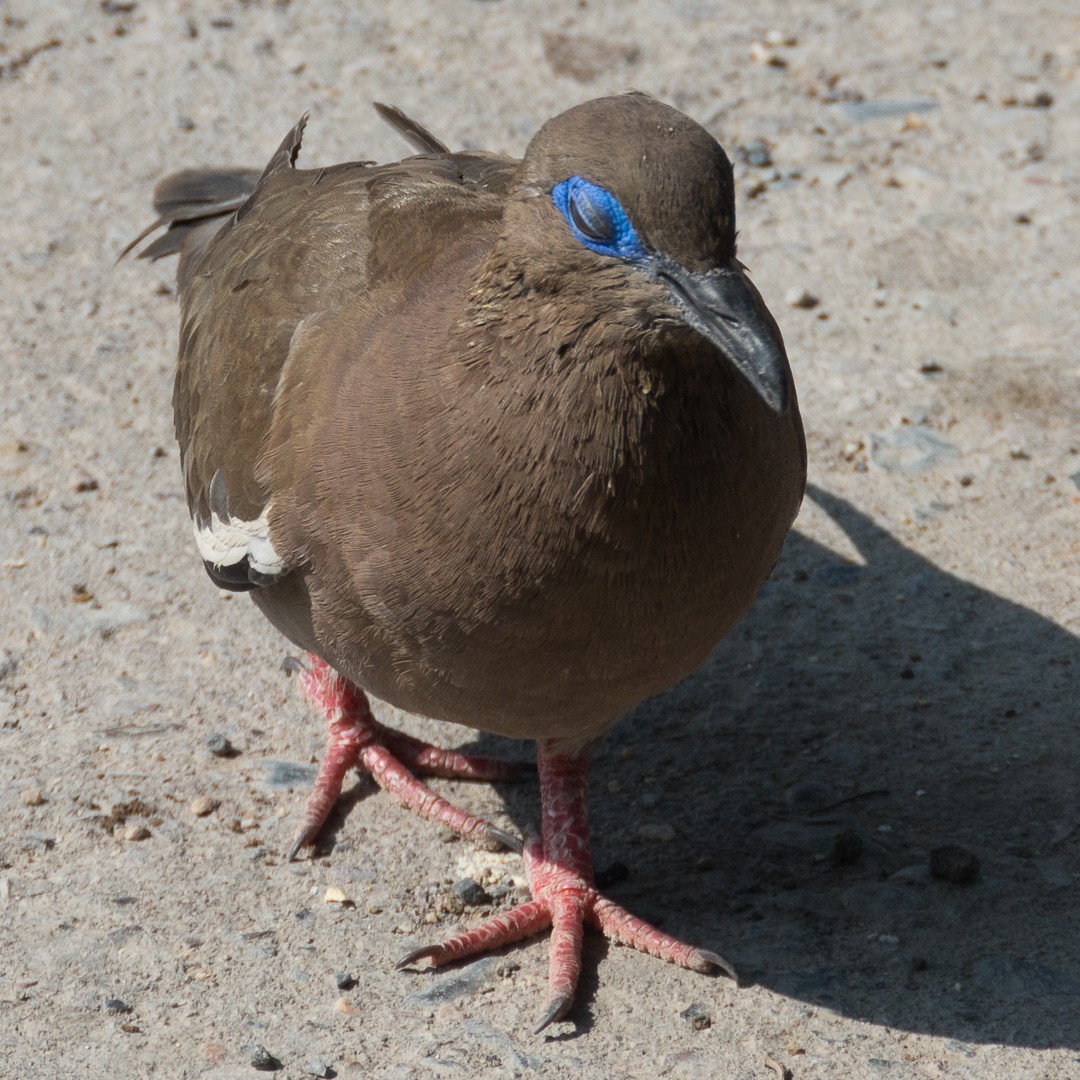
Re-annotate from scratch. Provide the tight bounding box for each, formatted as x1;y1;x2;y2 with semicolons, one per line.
145;114;516;591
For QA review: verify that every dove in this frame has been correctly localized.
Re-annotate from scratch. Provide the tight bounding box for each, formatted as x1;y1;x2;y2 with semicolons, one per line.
131;93;806;1030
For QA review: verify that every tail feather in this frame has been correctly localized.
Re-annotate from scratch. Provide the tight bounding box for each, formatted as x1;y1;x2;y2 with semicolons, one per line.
373;101;450;155
122;114;309;264
120;167;262;261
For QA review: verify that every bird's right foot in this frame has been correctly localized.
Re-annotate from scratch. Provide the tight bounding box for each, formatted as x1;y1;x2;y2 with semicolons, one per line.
287;654;526;859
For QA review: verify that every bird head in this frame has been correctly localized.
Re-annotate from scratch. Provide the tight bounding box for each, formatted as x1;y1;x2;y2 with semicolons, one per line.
508;93;792;415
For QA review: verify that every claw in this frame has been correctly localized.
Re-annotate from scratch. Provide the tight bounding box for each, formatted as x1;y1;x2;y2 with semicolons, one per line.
485;824;523;852
395;944;444;970
533;993;573;1034
694;948;739;982
286;824;316;862
281;654;308;675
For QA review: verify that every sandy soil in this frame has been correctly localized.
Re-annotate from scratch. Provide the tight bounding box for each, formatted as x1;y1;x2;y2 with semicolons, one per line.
2;1;1078;1077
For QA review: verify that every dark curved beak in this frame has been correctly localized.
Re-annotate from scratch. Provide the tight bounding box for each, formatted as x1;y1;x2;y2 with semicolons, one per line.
652;259;792;414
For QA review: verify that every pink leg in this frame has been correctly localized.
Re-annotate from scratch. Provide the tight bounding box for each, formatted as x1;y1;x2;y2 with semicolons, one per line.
287;654;523;858
399;739;736;1032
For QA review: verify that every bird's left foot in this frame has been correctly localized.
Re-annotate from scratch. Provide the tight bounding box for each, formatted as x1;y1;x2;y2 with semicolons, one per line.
397;743;736;1032
287;655;527;858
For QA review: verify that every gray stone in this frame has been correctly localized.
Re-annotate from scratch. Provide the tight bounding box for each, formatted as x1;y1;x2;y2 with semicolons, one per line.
70;602;150;637
451;877;491;906
815;563;862;587
771;967;845;1003
840;99;939;122
263;760;318;788
869;428;959;473
841;882;924;919
973;955;1080;998
406;956;499;1004
205;732;238;757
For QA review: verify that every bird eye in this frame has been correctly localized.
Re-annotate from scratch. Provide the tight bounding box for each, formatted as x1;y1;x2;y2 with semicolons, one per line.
551;176;647;262
568;192;616;244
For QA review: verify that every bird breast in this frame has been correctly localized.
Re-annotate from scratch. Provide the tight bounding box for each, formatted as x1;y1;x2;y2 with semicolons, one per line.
289;314;803;748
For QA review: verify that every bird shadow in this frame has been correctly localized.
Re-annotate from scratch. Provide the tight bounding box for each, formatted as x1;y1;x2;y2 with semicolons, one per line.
486;484;1079;1050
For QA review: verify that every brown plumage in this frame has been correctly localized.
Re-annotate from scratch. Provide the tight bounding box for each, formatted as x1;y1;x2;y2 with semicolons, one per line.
134;93;806;1030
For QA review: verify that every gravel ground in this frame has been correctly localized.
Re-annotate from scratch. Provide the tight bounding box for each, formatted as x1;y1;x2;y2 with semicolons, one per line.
2;1;1078;1077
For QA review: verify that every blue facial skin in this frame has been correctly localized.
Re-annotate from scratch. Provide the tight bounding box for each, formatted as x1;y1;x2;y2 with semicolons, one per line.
552;175;789;413
551;176;650;263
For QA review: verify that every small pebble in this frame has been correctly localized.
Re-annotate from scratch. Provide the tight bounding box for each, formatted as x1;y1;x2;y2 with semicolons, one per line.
305;1061;332;1079
830;829;863;866
334;971;356;990
595;861;630;888
189;795;219;817
679;1002;712;1030
21;788;46;807
749;41;787;67
451;877;491;906
739;139;773;168
637;822;676;842
205;733;237;758
785;780;832;814
785;287;820;310
0;649;19;681
104;998;132;1014
436;893;464;916
324;886;350;904
250;1045;282;1071
122;825;151;842
929;844;980;885
763;28;797;46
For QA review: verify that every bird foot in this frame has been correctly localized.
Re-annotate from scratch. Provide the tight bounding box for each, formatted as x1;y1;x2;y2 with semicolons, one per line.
398;833;736;1033
288;655;524;858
